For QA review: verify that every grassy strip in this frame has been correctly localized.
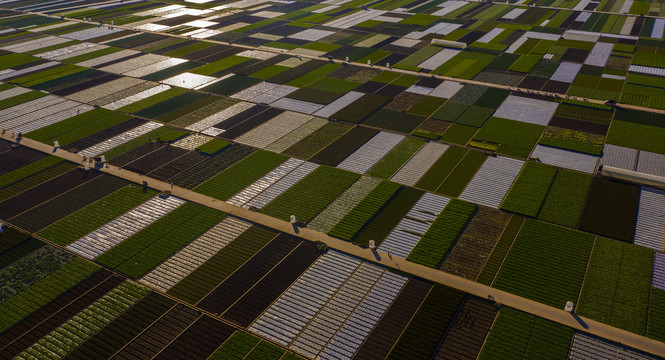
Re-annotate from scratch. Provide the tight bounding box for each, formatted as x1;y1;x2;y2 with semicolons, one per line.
197;139;230;155
493;220;594;308
648;288;665;342
27;109;129;145
478;307;573;360
167;226;277;304
406;199;476;268
261;166;360;223
0;258;99;333
577;237;652;334
415;146;467;191
209;331;260;359
354;187;423;246
387;284;465;360
195;150;288;201
0;238;42;270
0;246;73;302
538;169;591;228
437;150;486;197
476;215;523;285
367;137;424;179
328;181;401;240
500;162;557;217
38;184;157;246
0;90;47;111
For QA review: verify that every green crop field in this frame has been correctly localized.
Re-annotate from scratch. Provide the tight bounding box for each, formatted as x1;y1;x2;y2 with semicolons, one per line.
478;307;573;360
538;169;592;228
406;199;476;268
261;166;359;223
493;220;594;308
500;162;558;217
577;237;652;335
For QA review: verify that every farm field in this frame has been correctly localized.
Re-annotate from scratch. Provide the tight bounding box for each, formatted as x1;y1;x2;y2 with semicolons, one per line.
0;0;665;357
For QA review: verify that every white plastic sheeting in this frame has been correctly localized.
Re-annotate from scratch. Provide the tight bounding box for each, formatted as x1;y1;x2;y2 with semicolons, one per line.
599;144;637;171
530;145;599;174
313;92;364;118
584;42;613;67
266;117;327;153
492;95;558;126
460;156;524;208
378;192;450;258
140;217;252;292
250;250;361;345
246;162;319;209
550;62;583;83
236;112;312;148
637;151;665;177
418;48;461;70
337;131;405;174
634;187;665;251
67;196;186;259
317;271;408;360
78;121;163;157
309;177;381;233
289;262;385;358
390;142;449;186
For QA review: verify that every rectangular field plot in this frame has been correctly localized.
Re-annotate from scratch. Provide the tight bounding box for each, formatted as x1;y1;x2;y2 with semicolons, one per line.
500;162;557;217
579;177;639;242
530;145;599;173
289;262;385;358
577;237;652;334
634;187;665;251
459;156;524;209
599;143;638;170
478;307;573;360
492;95;558;126
569;332;658;360
261;166;359;223
493;220;594;308
390;142;448;186
66;195;186;259
337;131;404;174
441;207;512;280
249;250;361;345
405;199;476;268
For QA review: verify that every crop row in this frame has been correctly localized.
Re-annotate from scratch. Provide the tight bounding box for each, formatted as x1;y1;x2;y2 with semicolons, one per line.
478;307;573;359
476;216;523;285
0;161;75;203
37;184;157;246
537;169;592;228
10;175;129;233
577;237;652;335
261;166;359;223
353;187;424;246
437;151;486;197
387;284;465;359
17;281;149;359
441;207;513;280
415;146;468;192
0;258;99;333
328;181;401;240
493;220;594;308
209;331;260;360
0;226;33;255
96;202;225;278
354;278;432;360
0;155;62;190
500;162;558;217
406;199;476;268
167;226;278;304
0;246;73;302
283;122;352;159
195;150;287;201
66;292;176;360
308;126;378;166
